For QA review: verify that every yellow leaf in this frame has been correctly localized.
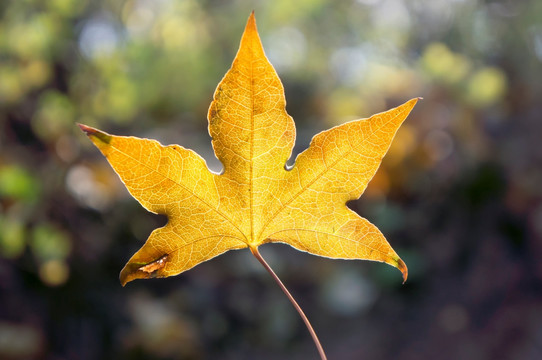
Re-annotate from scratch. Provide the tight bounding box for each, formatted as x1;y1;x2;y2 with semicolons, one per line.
79;13;418;286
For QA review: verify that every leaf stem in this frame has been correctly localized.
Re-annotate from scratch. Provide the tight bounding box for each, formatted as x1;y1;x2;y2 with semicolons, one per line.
249;246;327;360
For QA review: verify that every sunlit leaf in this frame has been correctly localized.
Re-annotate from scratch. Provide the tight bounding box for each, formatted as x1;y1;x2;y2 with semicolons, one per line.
80;13;417;286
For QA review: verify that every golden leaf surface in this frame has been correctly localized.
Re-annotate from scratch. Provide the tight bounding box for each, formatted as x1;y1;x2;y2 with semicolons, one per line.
79;13;418;286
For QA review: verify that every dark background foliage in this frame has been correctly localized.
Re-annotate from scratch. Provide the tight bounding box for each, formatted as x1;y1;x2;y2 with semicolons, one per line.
1;0;541;359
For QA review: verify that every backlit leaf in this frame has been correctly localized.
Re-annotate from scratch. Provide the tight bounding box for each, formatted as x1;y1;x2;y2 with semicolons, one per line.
79;13;418;286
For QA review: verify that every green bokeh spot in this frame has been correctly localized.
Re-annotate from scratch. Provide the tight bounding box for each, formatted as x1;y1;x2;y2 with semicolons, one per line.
0;165;41;203
30;224;71;262
0;217;26;259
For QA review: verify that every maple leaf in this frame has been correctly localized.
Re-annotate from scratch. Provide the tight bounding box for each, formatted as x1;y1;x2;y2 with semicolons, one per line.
80;13;418;357
79;12;417;286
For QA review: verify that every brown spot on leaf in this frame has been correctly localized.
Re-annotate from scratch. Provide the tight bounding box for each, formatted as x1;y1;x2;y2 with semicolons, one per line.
139;254;168;274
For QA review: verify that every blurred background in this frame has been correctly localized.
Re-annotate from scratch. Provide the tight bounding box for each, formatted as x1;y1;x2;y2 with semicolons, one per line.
1;0;541;359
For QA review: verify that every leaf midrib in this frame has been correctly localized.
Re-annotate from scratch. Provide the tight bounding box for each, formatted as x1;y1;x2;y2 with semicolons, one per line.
249;59;255;244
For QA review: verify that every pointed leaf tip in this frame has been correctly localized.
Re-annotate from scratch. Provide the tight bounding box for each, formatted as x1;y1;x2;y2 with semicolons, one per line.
243;11;258;38
77;123;94;135
77;124;112;144
397;258;408;284
119;263;141;286
119;255;169;286
238;11;266;64
248;11;256;27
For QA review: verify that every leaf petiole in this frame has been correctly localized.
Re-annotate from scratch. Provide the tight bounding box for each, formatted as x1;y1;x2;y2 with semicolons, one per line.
249;245;327;360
